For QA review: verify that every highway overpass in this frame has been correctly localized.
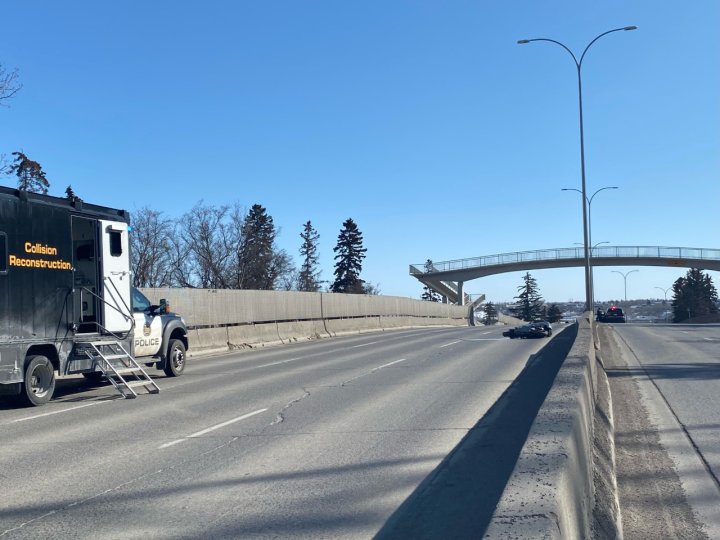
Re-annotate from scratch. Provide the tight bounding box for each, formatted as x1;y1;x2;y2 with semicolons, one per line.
410;245;720;304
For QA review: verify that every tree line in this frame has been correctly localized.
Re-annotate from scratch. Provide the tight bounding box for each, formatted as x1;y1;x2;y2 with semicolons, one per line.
499;269;718;324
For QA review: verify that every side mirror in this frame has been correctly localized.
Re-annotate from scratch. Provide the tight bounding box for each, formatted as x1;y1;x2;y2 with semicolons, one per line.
159;299;169;314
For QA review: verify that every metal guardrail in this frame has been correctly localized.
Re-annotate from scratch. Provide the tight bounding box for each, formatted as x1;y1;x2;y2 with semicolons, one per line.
410;246;720;275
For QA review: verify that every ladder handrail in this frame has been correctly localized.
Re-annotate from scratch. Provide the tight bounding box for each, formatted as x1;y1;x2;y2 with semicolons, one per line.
86;341;160;398
78;286;136;338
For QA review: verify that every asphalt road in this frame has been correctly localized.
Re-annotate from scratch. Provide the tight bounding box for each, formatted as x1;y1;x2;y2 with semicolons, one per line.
0;325;565;539
601;323;720;539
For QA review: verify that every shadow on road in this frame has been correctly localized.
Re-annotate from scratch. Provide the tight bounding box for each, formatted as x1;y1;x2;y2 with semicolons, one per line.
607;362;720;381
374;323;579;540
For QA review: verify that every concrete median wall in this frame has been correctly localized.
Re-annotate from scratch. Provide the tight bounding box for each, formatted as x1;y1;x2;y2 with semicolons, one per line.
485;312;597;538
141;288;468;351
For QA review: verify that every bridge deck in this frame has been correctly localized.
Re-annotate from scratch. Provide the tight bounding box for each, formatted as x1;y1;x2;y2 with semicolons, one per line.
411;246;720;302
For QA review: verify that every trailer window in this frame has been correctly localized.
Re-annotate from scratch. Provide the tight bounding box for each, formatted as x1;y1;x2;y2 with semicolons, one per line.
108;230;122;257
0;232;6;274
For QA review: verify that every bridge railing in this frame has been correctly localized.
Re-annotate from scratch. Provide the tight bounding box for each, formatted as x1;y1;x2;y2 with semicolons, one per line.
410;246;720;275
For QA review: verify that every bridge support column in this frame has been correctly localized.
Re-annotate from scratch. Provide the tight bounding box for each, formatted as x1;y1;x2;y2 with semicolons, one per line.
457;281;464;305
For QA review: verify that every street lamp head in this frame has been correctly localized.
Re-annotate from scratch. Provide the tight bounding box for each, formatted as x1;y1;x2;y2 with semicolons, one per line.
517;39;530;44
623;26;638;31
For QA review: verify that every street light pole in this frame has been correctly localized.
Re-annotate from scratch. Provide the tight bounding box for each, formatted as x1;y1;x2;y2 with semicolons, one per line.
519;26;636;312
574;240;610;254
654;286;671;302
612;269;639;305
564;186;618;308
562;186;619;250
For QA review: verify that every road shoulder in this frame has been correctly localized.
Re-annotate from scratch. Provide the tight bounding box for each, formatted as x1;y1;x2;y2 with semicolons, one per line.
598;324;712;539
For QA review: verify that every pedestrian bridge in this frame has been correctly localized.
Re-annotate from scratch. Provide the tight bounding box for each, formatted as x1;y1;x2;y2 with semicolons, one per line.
410;246;720;304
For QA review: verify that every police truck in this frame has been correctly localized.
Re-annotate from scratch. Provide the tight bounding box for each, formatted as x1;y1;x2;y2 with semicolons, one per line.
0;186;188;406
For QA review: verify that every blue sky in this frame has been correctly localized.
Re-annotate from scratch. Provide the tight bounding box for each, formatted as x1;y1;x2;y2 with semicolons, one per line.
1;1;718;303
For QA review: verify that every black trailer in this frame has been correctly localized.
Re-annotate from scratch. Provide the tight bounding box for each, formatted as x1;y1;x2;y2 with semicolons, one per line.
0;186;136;405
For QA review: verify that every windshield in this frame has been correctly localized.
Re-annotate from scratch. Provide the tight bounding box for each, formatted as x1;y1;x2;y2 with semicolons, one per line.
131;287;151;313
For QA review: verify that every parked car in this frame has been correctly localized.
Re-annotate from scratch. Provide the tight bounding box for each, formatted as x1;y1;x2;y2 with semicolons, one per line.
503;320;553;339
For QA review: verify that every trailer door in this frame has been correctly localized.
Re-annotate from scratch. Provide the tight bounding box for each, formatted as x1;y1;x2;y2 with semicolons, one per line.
99;220;132;333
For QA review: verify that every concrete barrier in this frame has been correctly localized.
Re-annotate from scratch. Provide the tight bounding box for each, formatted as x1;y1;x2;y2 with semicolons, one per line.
193;327;229;352
227;323;282;348
276;320;328;343
141;288;469;352
325;316;382;336
485;312;596;538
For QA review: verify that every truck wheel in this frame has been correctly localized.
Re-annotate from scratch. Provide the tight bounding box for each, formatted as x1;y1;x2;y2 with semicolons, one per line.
546;329;553;337
21;355;56;406
163;339;186;377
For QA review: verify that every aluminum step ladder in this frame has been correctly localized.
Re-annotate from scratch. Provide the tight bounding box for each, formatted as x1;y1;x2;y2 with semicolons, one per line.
86;341;160;398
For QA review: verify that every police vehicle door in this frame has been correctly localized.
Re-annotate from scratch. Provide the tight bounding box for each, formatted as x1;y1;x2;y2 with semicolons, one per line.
131;287;163;358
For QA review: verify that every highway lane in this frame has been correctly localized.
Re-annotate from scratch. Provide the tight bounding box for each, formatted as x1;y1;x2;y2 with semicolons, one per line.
605;323;720;538
0;325;563;539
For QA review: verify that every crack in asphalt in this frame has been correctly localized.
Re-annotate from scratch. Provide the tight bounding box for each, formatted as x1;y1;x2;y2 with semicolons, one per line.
270;388;311;425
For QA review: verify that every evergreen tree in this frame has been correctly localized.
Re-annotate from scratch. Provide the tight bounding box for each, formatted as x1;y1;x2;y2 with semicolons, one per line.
236;204;279;290
511;272;544;321
297;220;322;292
671;268;718;323
547;303;563;323
331;218;367;294
9;151;50;194
420;259;441;302
65;185;80;201
484;302;498;325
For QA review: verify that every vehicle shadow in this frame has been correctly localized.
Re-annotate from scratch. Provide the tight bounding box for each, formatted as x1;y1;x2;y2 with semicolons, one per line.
0;377;121;409
374;322;579;539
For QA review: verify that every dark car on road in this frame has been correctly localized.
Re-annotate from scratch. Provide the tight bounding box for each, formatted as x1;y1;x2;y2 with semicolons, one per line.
597;306;626;323
503;320;553;339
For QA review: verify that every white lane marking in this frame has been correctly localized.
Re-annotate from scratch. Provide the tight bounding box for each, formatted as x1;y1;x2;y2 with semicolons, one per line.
350;341;378;348
255;357;302;369
10;400;112;423
159;408;268;449
462;338;505;341
481;331;493;335
703;337;714;342
440;341;461;348
341;359;407;386
375;358;407;370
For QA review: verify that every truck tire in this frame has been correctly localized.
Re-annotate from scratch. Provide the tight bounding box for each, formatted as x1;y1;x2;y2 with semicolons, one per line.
21;355;56;406
163;339;186;377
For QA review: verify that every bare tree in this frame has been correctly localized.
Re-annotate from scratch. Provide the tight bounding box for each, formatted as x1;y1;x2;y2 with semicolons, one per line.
168;227;195;288
0;63;22;177
0;62;21;106
180;202;232;288
130;207;174;287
